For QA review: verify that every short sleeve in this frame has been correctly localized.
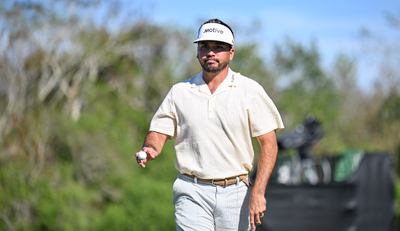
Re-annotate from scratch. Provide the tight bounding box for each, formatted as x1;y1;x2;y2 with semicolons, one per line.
248;83;284;137
149;88;177;139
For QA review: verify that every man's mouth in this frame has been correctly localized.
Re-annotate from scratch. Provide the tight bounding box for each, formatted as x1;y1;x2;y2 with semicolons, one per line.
205;59;219;64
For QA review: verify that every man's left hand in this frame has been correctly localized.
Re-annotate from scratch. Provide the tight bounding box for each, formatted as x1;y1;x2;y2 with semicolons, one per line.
249;193;266;231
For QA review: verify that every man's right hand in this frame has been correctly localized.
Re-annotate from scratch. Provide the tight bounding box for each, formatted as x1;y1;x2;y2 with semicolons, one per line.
136;131;169;168
136;147;157;168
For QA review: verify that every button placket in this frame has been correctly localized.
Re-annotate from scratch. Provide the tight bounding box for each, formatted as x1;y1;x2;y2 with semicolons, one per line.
208;97;215;119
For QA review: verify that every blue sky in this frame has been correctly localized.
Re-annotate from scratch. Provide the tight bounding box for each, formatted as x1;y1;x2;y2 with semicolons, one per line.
132;0;399;90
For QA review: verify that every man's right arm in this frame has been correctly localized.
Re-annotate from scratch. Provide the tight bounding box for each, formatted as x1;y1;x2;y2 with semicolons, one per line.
136;131;169;168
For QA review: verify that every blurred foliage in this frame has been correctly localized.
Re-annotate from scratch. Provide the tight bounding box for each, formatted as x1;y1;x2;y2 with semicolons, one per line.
271;38;341;152
0;0;399;230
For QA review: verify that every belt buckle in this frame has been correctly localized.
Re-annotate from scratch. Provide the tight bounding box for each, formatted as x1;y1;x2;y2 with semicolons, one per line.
211;178;227;186
211;179;222;186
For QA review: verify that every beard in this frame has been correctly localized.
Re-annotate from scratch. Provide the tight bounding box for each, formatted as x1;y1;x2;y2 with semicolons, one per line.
200;59;228;73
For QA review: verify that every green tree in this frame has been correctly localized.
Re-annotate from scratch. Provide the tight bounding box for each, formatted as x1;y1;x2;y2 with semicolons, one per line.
271;38;341;153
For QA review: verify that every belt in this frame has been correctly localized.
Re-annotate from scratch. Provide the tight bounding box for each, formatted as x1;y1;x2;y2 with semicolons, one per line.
183;174;251;187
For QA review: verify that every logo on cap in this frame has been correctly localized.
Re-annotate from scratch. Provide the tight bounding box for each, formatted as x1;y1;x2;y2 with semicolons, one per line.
203;28;224;34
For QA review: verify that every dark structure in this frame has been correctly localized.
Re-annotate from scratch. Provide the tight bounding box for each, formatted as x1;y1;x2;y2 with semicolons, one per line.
254;153;395;231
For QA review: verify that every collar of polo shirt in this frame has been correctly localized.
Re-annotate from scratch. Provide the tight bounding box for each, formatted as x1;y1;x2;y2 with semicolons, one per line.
190;69;238;93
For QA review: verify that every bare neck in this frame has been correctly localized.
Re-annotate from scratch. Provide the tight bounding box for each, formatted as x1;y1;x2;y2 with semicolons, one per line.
202;67;229;94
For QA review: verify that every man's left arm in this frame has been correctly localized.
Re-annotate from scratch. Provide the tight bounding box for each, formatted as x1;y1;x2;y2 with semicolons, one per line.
249;130;278;231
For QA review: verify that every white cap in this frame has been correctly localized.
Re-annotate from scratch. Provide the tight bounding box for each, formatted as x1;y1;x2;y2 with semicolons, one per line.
193;23;234;46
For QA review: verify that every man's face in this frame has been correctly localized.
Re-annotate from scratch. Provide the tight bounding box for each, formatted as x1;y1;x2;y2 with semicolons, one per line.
197;41;234;73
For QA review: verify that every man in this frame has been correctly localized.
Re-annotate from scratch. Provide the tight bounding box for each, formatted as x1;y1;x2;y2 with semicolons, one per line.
136;18;284;231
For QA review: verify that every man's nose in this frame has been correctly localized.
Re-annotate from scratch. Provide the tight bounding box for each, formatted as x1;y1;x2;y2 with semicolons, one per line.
206;48;216;56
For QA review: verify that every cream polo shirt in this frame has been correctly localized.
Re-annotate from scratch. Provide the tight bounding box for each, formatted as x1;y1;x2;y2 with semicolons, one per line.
149;69;284;179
